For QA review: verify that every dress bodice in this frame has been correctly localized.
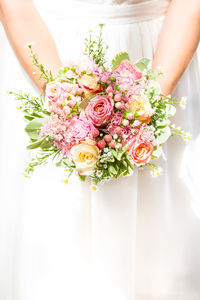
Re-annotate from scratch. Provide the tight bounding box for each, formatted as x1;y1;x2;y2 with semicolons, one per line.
72;0;158;4
74;0;148;4
34;0;170;24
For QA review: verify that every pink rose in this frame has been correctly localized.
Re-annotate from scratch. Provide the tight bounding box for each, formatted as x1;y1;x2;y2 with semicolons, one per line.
113;60;142;82
86;95;114;127
46;82;62;102
67;112;97;142
127;139;153;166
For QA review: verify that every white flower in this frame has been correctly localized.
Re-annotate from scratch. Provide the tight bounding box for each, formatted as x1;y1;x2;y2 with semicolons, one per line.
104;147;109;153
180;96;187;110
184;132;192;142
96;170;103;177
24;41;35;48
105;176;111;181
150;166;163;177
113;134;118;140
107;152;112;157
91;185;98;191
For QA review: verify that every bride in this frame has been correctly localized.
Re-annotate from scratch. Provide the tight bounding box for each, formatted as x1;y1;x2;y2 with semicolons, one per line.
0;0;200;299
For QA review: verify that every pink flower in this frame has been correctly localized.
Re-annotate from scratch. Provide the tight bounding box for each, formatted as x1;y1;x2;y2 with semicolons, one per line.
99;72;111;83
114;93;121;102
86;95;114;127
68;99;76;108
61;82;74;93
67;112;97;142
106;111;123;134
46;82;62;102
115;102;122;109
76;57;99;75
104;135;112;142
39;115;71;157
109;140;116;148
97;140;106;149
113;60;142;82
65;70;76;79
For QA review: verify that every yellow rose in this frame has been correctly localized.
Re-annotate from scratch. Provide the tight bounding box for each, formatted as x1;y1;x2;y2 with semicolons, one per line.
70;140;99;175
128;95;153;123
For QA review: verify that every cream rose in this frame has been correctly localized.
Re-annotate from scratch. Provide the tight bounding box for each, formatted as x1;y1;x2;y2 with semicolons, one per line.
128;95;153;123
78;74;101;97
70;140;99;175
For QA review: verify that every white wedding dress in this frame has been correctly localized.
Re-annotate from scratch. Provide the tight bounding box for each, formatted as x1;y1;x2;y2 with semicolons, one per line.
0;0;200;299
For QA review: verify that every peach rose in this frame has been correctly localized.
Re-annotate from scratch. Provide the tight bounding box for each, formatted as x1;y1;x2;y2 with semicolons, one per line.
128;140;153;166
128;95;153;123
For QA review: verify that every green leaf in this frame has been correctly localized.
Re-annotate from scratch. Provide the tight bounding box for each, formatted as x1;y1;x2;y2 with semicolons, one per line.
165;104;176;117
155;118;170;128
151;148;162;159
25;118;45;140
135;58;150;71
112;52;130;70
40;138;52;149
25;118;45;130
24;115;35;122
108;165;117;175
78;175;86;182
111;149;124;161
156;126;171;144
27;136;46;150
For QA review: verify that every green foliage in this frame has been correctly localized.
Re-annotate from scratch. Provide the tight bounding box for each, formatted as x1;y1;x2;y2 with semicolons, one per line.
56;157;77;181
27;135;52;150
9;91;50;121
24;148;60;176
84;24;108;69
155;126;171;144
28;45;54;82
165;103;176;117
92;148;134;184
25;118;46;140
149;95;177;145
111;52;130;71
57;66;78;83
135;58;150;71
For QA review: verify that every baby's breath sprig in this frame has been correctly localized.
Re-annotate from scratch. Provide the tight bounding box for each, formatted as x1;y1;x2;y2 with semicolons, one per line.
8;91;50;118
84;24;108;70
26;44;54;82
170;125;191;142
147;163;163;177
24;148;60;177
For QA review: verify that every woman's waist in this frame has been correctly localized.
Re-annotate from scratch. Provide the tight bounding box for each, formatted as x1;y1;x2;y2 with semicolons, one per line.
34;0;170;24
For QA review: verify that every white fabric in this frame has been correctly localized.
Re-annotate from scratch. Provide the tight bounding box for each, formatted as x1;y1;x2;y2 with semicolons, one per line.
0;0;200;300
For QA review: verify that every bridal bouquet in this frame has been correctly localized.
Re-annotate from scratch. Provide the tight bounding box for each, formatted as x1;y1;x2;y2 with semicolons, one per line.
9;26;190;187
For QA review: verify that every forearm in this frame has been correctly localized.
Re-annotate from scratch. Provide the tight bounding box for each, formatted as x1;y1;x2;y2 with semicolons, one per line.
152;0;200;95
0;0;62;93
